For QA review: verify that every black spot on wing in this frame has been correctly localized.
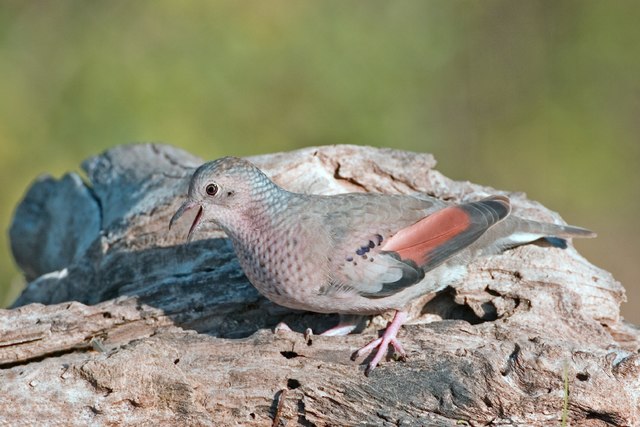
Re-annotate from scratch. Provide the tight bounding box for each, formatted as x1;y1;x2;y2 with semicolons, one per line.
351;197;510;300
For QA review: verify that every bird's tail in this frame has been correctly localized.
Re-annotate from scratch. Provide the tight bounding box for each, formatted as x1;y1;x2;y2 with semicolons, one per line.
536;223;596;248
495;219;596;251
529;222;596;239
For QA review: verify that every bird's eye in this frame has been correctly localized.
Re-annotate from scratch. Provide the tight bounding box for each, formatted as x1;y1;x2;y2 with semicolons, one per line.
205;183;218;196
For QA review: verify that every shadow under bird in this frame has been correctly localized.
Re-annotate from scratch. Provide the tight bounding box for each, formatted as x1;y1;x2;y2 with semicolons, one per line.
170;156;595;375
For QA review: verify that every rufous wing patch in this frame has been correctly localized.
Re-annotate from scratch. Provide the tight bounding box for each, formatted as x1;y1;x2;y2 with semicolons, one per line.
381;206;471;265
381;196;511;270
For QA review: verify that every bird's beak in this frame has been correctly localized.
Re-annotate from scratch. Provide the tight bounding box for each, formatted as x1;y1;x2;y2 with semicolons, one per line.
169;200;203;243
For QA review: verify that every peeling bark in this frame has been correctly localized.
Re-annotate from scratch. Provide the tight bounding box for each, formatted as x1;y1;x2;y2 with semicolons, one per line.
2;144;638;426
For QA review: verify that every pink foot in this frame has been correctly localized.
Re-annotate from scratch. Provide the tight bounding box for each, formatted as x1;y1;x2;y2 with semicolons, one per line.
320;314;361;336
274;322;293;333
352;311;408;375
303;314;362;338
275;315;360;339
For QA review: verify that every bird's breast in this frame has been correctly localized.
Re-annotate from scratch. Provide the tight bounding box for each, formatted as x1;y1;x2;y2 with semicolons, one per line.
230;221;331;311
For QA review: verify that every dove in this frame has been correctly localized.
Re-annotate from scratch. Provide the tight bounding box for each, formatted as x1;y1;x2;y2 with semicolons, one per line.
170;156;595;375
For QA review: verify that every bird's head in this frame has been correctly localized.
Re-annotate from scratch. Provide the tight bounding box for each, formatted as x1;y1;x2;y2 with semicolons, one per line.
169;156;276;242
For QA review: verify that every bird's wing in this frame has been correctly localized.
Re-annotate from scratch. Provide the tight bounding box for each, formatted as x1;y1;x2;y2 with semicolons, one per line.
330;196;511;298
382;195;511;270
336;249;425;298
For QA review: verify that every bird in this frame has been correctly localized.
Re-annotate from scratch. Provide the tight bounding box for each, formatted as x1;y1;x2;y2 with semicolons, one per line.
170;156;596;375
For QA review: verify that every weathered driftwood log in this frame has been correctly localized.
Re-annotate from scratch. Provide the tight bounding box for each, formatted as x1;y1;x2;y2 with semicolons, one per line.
2;144;638;426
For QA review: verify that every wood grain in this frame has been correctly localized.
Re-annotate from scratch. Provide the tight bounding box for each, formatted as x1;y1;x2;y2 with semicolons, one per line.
2;144;637;426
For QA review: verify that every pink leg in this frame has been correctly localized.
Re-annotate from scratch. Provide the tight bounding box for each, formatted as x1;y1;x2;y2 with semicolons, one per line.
320;324;358;336
352;311;408;375
302;314;362;340
304;322;358;343
275;315;360;337
320;314;361;336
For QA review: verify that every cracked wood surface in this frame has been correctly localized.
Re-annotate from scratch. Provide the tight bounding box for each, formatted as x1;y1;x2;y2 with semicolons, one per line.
2;144;639;426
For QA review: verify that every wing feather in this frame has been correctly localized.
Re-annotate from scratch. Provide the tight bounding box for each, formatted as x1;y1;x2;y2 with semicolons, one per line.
325;195;511;300
382;195;511;271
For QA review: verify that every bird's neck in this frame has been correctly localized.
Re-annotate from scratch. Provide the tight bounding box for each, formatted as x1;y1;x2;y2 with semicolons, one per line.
224;186;298;242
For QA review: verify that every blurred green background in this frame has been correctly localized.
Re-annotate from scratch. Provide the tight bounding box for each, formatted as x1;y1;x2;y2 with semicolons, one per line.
1;1;638;321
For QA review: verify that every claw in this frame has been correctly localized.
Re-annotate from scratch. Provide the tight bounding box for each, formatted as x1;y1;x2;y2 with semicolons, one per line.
304;328;313;342
352;311;408;375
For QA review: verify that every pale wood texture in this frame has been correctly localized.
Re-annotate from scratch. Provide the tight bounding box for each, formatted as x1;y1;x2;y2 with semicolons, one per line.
2;144;638;426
